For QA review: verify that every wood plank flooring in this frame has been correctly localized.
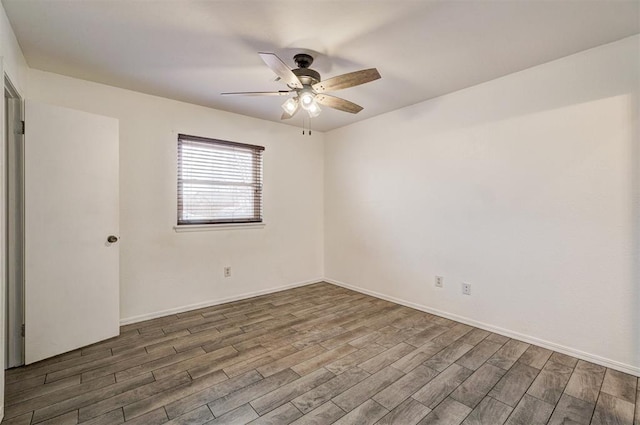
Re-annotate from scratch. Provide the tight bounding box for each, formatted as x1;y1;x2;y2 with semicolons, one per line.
4;282;639;425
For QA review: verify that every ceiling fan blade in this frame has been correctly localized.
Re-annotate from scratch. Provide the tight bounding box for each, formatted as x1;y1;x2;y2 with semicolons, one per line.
258;52;303;89
221;90;293;96
312;68;381;93
315;94;363;114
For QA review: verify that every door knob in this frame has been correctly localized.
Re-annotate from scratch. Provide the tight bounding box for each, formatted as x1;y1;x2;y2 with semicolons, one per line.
107;235;118;243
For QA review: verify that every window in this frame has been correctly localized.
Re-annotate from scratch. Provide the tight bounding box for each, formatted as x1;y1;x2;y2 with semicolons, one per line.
177;134;264;225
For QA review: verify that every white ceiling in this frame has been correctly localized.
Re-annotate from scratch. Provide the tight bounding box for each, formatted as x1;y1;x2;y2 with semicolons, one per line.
3;0;639;132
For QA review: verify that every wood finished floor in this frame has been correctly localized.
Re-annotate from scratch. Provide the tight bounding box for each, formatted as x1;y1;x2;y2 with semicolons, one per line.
4;282;639;425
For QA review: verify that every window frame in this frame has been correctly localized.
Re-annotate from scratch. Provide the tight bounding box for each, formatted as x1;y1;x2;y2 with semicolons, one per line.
176;133;265;228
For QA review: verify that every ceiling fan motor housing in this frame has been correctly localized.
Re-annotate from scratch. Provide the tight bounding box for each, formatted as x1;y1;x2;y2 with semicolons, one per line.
292;68;320;86
293;53;314;68
292;53;321;86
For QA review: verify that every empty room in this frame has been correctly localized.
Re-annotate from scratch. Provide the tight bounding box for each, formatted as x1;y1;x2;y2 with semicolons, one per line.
0;1;638;424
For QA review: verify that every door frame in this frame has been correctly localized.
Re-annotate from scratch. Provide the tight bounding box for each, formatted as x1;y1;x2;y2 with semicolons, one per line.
4;74;24;368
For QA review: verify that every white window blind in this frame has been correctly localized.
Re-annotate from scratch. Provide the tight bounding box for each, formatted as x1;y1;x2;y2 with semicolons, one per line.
177;134;264;225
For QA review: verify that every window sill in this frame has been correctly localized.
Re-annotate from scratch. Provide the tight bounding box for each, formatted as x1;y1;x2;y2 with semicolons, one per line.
173;223;266;232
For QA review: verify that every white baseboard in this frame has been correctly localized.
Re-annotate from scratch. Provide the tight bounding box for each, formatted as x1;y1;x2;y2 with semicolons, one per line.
325;278;640;377
118;275;639;377
119;278;323;326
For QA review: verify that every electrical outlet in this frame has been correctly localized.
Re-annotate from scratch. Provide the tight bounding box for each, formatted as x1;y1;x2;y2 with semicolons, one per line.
435;276;444;288
224;266;231;278
462;283;471;295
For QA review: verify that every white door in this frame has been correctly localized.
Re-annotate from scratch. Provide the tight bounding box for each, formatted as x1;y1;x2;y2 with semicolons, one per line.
24;100;120;364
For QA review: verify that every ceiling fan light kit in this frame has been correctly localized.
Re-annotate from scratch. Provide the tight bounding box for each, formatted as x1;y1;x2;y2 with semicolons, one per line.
222;51;381;121
299;89;315;109
307;102;321;118
281;97;299;116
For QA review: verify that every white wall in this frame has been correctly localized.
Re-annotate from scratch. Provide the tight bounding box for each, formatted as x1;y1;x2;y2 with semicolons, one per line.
0;1;28;419
324;35;639;374
27;69;325;323
0;2;26;93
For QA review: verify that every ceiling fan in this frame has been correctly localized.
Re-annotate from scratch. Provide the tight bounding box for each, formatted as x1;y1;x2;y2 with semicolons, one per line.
222;52;381;119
